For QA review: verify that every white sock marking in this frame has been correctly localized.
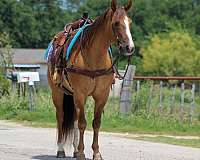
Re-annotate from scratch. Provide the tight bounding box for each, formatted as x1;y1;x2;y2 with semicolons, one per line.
58;142;64;151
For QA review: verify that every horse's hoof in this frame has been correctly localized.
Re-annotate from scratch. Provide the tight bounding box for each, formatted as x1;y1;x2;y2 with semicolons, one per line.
76;152;86;160
93;152;103;160
56;151;66;158
73;151;79;158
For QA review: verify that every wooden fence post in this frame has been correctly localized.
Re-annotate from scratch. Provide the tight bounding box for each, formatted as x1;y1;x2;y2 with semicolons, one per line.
189;83;195;125
120;65;136;115
169;84;176;114
17;83;21;98
28;81;34;112
158;81;163;113
199;82;200;97
135;80;141;113
180;83;185;123
146;82;153;114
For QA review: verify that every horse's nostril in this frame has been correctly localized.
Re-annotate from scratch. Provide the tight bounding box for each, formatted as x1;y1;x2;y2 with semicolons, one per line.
126;45;135;53
130;46;135;53
126;45;130;51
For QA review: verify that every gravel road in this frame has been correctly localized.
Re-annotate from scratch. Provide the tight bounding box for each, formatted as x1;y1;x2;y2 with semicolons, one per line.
0;121;199;160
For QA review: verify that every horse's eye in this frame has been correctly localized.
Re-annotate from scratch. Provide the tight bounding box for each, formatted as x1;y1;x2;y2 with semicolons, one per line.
115;22;120;26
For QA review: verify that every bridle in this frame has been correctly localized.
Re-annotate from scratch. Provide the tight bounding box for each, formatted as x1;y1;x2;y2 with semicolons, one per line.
111;19;134;80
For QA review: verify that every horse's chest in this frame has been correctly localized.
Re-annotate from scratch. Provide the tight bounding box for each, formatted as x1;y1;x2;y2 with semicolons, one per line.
69;74;113;96
68;74;95;94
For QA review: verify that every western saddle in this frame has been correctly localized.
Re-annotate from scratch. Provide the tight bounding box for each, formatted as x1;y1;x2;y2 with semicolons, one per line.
50;12;93;85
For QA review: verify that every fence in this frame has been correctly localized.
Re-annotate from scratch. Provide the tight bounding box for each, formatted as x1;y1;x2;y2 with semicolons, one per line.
111;65;200;125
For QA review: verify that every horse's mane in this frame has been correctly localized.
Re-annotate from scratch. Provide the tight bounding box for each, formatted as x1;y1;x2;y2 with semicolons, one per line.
81;9;112;49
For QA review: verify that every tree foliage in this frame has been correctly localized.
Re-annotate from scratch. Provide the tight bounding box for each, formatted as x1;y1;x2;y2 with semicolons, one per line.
0;0;200;76
0;32;13;97
0;0;200;49
0;0;74;48
142;32;200;76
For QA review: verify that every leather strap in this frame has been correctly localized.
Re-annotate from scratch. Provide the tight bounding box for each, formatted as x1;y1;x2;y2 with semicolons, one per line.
64;67;114;79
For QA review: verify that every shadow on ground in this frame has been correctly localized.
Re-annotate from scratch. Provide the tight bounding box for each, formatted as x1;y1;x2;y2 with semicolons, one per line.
32;155;92;160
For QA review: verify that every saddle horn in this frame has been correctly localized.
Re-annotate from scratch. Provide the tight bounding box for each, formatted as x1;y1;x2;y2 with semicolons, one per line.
124;0;132;11
111;0;117;12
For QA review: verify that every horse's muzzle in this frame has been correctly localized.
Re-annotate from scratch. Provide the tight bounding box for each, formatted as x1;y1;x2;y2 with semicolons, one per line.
119;45;135;56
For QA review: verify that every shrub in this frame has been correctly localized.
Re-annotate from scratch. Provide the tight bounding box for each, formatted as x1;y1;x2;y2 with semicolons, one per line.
141;31;200;76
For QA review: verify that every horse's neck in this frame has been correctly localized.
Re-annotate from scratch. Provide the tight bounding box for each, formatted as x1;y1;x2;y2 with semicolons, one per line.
82;11;114;70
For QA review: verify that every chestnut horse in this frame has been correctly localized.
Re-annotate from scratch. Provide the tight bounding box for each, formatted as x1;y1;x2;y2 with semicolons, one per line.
48;0;134;159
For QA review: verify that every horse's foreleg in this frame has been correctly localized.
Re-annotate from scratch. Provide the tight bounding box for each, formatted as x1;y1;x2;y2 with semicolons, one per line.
92;91;110;160
92;108;104;160
73;120;79;157
74;95;87;160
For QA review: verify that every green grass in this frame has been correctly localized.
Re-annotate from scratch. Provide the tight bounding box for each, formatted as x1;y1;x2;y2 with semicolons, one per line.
0;89;56;127
0;89;200;137
135;136;200;148
87;104;200;136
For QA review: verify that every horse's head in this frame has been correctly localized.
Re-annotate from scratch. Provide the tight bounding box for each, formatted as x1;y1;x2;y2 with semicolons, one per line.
111;0;135;56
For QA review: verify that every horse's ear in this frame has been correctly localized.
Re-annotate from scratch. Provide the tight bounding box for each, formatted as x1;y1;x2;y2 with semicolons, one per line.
124;0;132;11
111;0;117;12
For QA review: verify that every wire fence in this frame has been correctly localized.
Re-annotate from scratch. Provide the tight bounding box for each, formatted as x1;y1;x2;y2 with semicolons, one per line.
110;66;200;125
131;78;200;125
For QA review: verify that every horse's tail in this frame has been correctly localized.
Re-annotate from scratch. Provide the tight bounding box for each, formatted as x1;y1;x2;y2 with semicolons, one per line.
62;93;75;141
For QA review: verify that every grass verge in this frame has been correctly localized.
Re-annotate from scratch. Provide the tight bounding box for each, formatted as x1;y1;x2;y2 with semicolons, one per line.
135;136;200;148
0;89;200;138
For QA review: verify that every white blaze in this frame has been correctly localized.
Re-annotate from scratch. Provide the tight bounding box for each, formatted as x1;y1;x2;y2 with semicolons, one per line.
124;16;134;48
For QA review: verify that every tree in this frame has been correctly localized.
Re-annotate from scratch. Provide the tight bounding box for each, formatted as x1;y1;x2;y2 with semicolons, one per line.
0;0;73;48
1;0;200;77
141;31;200;76
0;32;13;97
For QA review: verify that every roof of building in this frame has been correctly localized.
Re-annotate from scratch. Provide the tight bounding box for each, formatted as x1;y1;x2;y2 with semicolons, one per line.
13;64;41;69
12;49;46;64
